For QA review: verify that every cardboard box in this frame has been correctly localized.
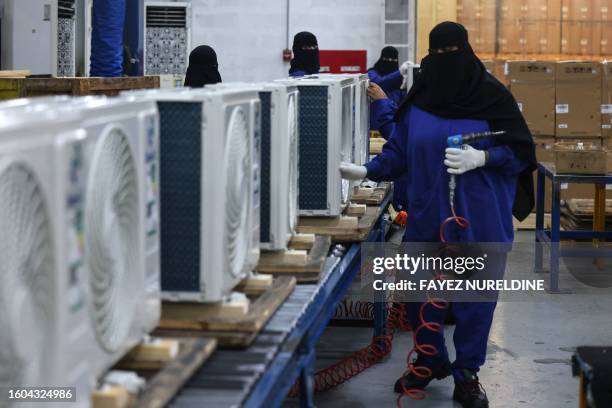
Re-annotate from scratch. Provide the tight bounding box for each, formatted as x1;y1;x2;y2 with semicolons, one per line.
555;61;602;138
499;22;524;54
562;0;595;21
506;61;556;135
523;21;561;54
600;23;612;55
603;62;612;138
554;141;607;174
500;0;521;22
561;22;601;56
524;0;561;20
472;19;496;54
600;0;612;21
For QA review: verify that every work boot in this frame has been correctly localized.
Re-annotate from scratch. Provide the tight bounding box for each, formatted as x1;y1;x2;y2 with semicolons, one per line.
394;357;451;393
453;369;489;408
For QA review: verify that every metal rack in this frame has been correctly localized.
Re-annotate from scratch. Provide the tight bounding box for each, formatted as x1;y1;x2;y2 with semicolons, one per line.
535;162;612;293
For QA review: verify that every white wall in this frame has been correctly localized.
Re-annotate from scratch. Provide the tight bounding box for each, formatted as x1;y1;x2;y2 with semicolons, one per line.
191;0;385;82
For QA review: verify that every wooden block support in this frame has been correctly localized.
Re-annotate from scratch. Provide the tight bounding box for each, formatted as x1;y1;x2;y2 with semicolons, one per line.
235;273;274;296
116;338;179;371
346;203;367;217
298;216;359;230
289;233;316;250
161;292;250;327
91;385;130;408
0;70;30;77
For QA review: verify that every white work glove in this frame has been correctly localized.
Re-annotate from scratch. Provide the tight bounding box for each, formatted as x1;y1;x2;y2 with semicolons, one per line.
340;162;367;181
399;61;413;76
444;145;486;175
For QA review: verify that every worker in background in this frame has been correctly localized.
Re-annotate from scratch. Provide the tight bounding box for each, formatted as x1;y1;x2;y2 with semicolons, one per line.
367;47;410;212
340;22;536;408
289;31;320;77
368;46;406;112
184;45;222;87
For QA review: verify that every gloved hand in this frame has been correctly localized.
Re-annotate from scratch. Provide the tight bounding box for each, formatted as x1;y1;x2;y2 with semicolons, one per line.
340;162;367;181
399;61;413;76
444;145;486;175
367;83;387;101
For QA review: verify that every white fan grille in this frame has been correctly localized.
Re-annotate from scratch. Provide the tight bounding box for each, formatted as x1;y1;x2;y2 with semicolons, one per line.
287;94;298;232
85;129;139;352
0;161;54;395
225;107;250;278
341;86;353;203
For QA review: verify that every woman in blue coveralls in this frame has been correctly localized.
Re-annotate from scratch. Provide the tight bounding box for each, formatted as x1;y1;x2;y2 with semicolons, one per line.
340;22;536;408
368;46;411;212
289;32;320;77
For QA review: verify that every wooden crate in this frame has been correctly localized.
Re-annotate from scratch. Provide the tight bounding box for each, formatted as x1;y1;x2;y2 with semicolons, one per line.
0;76;160;100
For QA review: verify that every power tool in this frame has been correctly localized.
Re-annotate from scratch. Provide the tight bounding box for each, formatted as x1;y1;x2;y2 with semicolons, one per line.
446;130;506;208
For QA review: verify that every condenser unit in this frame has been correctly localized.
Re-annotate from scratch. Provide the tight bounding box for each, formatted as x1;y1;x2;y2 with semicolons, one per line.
0;107;94;405
122;88;261;302
210;82;299;251
279;76;354;216
315;73;370;166
144;2;191;87
2;97;162;389
2;0;76;76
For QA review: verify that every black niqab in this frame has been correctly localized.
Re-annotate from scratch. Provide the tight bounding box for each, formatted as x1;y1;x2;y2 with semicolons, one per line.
289;32;320;75
184;45;222;87
370;46;399;76
398;22;536;221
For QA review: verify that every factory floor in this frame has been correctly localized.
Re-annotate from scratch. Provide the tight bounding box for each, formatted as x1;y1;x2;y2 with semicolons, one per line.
288;231;612;407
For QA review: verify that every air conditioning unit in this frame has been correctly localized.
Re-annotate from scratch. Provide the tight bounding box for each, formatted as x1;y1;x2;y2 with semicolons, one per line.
279;76;354;216
210;82;299;251
144;2;191;87
314;73;370;166
0;107;91;401
2;0;76;76
1;97;161;391
122;88;261;302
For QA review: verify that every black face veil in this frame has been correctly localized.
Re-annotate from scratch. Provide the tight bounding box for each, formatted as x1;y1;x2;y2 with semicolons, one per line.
399;21;537;221
371;46;400;76
184;45;222;88
290;31;320;75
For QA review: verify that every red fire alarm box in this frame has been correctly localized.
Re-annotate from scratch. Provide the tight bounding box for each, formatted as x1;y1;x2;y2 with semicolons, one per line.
319;50;367;74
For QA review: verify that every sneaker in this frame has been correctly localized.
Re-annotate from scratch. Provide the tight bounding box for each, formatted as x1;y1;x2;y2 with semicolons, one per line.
453;369;489;408
394;357;451;393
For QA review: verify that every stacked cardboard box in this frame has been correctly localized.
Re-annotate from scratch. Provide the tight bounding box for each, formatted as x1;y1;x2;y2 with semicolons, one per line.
455;0;612;59
507;60;612;210
457;0;496;54
555;61;602;137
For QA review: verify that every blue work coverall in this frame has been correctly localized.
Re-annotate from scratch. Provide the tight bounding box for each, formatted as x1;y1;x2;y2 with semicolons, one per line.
365;105;527;381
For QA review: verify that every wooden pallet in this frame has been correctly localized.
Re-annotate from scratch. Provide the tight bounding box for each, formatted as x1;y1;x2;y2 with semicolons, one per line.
92;337;216;408
350;183;391;205
0;76;160;100
296;183;391;243
256;234;332;283
514;213;552;231
154;276;296;348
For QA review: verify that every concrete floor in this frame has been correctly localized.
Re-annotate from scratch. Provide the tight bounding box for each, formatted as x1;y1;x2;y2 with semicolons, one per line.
303;231;612;407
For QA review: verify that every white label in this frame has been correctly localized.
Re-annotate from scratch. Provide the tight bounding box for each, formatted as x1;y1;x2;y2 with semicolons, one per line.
561;183;569;190
517;102;523;112
558;123;568;129
504;62;509;76
603;124;612;129
556;104;569;114
602;104;612;114
606;185;612;190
